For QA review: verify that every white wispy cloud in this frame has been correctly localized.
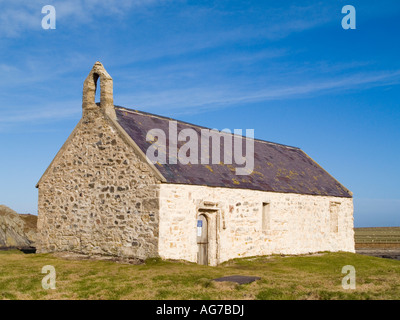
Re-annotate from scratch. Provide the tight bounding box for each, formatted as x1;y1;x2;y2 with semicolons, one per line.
115;69;400;114
7;69;397;127
1;1;399;125
3;63;396;127
0;100;81;128
0;0;165;37
107;3;333;65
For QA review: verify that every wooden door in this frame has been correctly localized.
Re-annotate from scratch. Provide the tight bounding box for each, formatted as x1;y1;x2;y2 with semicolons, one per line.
197;215;208;265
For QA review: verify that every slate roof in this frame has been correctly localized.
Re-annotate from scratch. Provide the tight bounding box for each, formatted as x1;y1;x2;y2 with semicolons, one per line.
115;106;352;198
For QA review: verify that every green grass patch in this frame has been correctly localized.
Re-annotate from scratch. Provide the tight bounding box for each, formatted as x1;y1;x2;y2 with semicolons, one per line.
0;250;399;300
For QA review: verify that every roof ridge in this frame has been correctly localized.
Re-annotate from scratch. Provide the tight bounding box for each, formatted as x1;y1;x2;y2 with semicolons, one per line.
114;105;300;150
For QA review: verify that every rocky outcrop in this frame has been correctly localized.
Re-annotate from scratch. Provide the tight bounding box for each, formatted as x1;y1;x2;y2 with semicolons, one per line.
0;205;37;249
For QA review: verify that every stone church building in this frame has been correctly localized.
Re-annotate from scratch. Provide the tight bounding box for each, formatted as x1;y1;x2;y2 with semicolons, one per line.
36;62;355;265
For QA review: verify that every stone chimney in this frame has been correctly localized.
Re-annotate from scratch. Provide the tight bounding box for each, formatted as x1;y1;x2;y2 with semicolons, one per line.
82;61;116;119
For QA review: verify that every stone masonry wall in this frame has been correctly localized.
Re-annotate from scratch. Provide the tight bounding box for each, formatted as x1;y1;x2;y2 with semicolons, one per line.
37;108;161;259
158;184;354;266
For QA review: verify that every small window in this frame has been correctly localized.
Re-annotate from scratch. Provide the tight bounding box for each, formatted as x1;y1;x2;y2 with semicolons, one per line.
262;202;271;231
330;202;340;233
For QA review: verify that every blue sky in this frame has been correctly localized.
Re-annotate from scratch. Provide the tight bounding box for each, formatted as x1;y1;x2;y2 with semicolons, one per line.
0;0;399;227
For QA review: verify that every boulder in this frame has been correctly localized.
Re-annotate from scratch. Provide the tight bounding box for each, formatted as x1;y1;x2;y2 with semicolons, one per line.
0;205;37;249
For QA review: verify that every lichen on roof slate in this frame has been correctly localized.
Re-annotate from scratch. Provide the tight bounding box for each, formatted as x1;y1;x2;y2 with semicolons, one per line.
115;107;352;198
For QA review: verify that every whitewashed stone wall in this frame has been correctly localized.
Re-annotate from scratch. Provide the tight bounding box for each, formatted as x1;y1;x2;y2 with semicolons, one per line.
158;184;354;266
37;108;161;259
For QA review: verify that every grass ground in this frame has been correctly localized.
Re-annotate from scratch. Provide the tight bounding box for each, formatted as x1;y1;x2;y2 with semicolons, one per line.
1;250;400;300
